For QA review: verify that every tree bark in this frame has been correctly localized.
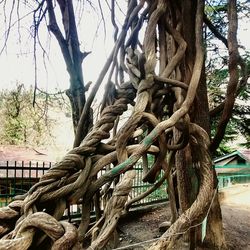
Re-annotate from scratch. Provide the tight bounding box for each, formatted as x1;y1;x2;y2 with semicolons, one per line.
195;64;227;249
47;0;91;143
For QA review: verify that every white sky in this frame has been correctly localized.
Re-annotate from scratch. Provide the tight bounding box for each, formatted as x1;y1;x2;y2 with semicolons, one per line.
0;1;119;153
0;1;249;93
0;1;248;152
0;1;117;92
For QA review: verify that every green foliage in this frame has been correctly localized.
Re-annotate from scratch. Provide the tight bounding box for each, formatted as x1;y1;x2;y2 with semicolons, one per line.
205;1;250;154
147;184;168;200
147;154;155;166
0;83;57;146
239;135;250;148
213;141;235;157
4;117;24;144
209;64;250;154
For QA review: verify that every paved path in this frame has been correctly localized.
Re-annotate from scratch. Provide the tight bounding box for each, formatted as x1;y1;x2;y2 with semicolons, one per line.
220;183;250;207
220;183;250;250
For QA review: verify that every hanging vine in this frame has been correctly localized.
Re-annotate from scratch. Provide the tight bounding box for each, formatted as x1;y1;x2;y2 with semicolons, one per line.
0;0;248;249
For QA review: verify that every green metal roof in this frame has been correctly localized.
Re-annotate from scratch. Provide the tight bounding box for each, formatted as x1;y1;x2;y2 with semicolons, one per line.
215;164;250;168
213;150;250;164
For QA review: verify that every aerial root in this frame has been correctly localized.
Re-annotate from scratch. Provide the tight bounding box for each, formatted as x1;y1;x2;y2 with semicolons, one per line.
0;212;79;250
0;200;24;237
148;125;214;249
88;170;136;250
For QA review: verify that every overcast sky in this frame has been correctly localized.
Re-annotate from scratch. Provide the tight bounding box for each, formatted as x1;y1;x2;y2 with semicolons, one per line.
0;1;118;92
0;1;249;93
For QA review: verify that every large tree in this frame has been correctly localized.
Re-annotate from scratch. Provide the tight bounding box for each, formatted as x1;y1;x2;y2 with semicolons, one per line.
0;83;61;146
0;0;248;249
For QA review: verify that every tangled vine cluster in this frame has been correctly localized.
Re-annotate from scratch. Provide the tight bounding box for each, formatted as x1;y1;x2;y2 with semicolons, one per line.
0;0;247;249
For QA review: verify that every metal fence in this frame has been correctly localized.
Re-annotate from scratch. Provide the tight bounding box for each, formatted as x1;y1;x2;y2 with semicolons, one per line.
2;161;250;209
0;161;51;207
131;164;168;205
215;164;250;189
217;174;250;189
0;160;168;208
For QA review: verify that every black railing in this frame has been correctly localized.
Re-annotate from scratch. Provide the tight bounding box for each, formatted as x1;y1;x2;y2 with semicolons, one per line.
0;161;51;207
3;161;250;211
0;161;168;209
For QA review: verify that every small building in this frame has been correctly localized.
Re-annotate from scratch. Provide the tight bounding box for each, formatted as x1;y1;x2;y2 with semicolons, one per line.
214;149;250;188
0;145;55;206
214;149;250;166
214;149;250;174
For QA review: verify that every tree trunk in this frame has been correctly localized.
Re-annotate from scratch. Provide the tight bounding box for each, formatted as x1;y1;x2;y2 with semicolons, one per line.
194;46;227;250
171;0;226;248
47;0;92;144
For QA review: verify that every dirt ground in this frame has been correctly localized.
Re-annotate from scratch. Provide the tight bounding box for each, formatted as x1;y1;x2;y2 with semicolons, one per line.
115;183;250;250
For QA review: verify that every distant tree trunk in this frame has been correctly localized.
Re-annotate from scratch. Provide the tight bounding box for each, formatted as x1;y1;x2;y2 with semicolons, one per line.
47;0;91;145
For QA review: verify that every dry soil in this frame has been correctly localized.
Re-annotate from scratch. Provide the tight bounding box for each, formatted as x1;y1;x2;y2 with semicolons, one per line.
115;183;250;250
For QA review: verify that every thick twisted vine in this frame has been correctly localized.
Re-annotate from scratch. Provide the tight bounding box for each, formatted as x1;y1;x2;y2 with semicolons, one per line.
87;170;136;250
0;212;79;250
149;124;214;249
0;0;238;249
